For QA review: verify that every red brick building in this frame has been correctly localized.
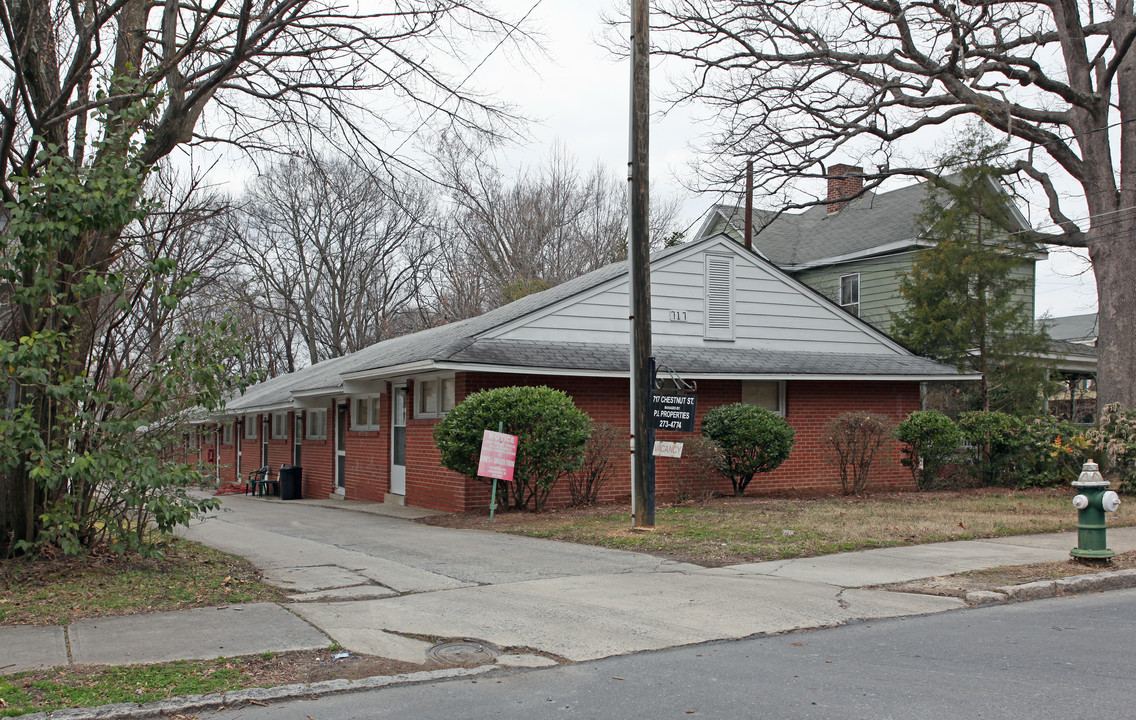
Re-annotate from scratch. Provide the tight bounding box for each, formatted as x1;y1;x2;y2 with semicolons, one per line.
191;236;966;512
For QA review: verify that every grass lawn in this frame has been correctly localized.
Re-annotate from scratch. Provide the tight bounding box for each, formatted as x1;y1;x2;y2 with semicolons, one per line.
0;649;441;718
424;488;1136;567
0;658;254;717
0;537;288;626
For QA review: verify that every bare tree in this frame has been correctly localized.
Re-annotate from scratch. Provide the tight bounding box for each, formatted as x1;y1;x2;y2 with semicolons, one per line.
0;0;529;553
432;136;682;313
110;168;232;370
230;154;437;366
647;0;1136;412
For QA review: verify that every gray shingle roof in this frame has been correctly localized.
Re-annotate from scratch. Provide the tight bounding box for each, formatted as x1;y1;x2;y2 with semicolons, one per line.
1046;339;1098;358
713;176;1033;268
714;181;934;265
454;339;961;377
1039;313;1098;344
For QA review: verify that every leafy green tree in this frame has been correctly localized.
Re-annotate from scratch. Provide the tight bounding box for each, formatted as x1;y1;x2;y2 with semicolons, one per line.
433;386;591;511
891;136;1053;415
701;404;794;496
1;108;248;556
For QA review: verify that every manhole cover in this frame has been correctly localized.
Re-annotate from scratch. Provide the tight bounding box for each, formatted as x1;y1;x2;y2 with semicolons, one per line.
426;639;500;665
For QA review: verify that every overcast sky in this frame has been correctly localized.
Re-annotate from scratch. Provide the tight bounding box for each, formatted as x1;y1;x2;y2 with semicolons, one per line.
471;0;1099;320
194;0;1096;321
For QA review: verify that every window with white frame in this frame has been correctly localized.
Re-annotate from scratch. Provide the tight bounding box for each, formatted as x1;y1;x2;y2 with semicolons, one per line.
353;396;382;431
742;380;786;416
704;253;735;340
222;423;233;445
271;412;287;440
415;376;456;418
243;414;258;440
839;273;860;317
305;409;328;440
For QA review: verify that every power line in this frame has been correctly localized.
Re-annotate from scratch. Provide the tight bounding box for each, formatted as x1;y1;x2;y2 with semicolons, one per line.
390;0;546;159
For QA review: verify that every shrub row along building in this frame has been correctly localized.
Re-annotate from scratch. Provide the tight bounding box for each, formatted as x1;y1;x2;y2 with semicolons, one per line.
184;233;965;512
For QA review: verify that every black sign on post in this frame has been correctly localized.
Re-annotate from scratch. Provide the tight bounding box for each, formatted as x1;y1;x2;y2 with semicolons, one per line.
651;392;697;432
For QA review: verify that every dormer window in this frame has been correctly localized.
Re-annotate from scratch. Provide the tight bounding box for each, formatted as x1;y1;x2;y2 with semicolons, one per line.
704;253;735;340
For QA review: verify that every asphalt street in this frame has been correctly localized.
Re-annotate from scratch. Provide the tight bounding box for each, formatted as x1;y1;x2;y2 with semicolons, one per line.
197;587;1136;720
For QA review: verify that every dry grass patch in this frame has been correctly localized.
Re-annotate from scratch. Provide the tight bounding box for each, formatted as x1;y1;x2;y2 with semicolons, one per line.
0;538;288;626
422;488;1133;567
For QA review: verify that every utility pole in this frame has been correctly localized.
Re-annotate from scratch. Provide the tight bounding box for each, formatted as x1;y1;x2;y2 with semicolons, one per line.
629;0;654;528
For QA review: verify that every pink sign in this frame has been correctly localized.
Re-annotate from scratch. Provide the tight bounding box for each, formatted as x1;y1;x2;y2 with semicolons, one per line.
477;430;519;482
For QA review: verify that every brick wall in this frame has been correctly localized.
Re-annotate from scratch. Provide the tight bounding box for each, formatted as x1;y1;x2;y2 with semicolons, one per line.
217;423;238;484
345;392;391;502
396;372;919;512
298;402;335;499
211;373;919;512
265;413;293;482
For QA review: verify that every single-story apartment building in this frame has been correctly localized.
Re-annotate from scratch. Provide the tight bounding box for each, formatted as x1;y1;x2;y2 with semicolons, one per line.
186;235;968;511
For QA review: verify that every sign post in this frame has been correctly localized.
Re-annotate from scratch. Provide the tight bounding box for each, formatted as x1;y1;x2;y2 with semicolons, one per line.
478;424;518;522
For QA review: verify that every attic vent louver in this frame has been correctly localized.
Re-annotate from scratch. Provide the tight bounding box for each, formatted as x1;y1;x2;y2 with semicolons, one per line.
704;254;735;340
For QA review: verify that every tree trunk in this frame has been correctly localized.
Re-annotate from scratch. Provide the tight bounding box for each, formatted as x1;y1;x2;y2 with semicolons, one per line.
1090;224;1136;413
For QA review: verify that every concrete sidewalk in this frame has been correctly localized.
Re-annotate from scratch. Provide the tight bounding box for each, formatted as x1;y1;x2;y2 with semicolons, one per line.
4;495;1136;676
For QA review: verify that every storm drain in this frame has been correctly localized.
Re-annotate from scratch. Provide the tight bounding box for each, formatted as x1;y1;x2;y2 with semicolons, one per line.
426;639;500;666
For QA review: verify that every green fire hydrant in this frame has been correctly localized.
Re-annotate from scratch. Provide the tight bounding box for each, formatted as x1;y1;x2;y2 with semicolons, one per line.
1071;460;1122;561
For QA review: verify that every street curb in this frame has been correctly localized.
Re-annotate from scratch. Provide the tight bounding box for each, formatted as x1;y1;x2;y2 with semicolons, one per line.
966;568;1136;605
23;664;500;720
19;570;1136;718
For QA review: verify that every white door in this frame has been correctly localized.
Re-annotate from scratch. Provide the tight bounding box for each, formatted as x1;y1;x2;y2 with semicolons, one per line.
335;403;346;495
293;414;302;466
391;384;408;495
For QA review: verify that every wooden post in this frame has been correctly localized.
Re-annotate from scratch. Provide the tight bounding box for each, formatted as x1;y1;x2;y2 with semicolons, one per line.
629;0;654;527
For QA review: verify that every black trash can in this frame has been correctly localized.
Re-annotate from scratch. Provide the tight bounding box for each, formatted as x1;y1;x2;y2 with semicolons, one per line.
279;465;303;500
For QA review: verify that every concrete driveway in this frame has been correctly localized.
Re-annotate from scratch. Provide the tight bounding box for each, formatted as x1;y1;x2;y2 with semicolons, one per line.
181;495;1106;664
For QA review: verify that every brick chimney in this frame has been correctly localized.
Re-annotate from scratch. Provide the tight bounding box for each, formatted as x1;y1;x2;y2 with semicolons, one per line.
826;164;863;214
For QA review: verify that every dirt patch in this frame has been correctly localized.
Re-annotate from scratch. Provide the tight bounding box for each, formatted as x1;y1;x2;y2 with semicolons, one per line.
242;648;485;684
881;550;1136;599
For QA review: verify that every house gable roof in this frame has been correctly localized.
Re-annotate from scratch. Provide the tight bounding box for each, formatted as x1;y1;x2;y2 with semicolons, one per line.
220;235;964;413
703;176;1038;269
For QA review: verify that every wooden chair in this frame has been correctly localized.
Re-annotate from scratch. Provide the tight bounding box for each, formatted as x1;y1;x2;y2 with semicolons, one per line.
244;466;269;496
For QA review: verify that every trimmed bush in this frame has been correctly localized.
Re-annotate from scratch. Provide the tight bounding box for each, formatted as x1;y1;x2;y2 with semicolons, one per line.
701;403;794;496
433;386;591;511
824;412;893;495
895;410;963;490
957;411;1027;486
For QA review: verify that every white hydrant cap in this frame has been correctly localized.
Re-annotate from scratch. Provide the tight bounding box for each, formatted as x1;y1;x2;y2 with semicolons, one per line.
1073;460;1108;487
1103;491;1122;513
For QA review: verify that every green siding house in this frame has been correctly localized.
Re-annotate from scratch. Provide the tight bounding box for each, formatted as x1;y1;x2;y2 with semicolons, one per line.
694;166;1043;335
